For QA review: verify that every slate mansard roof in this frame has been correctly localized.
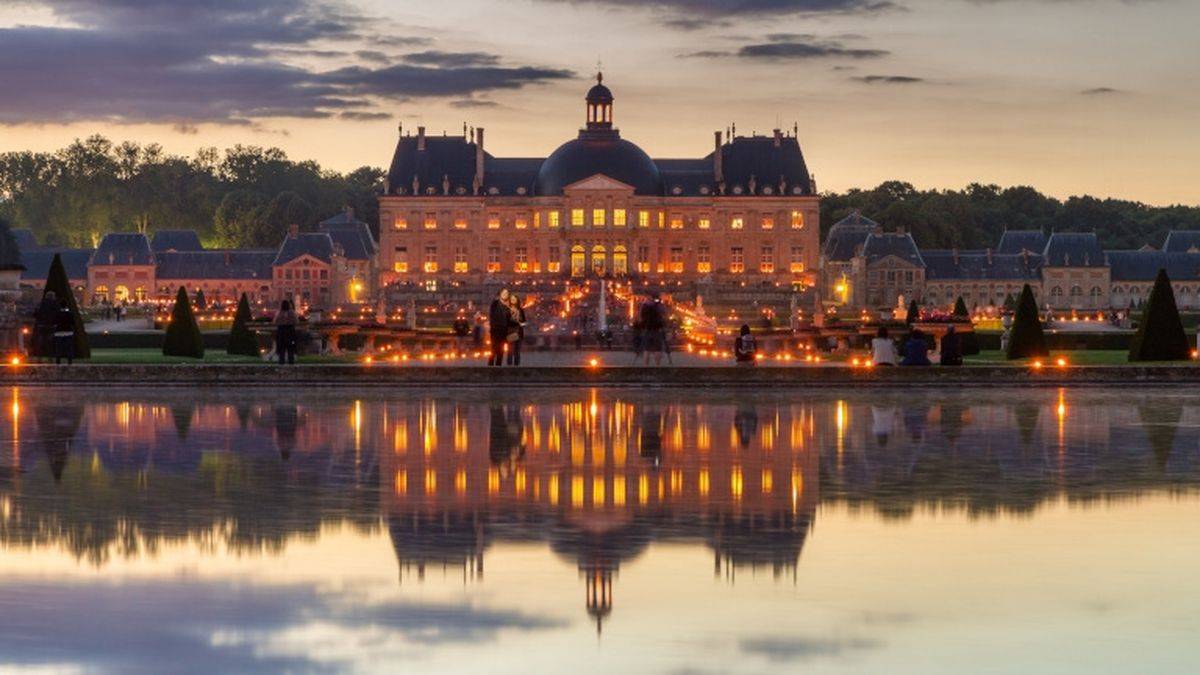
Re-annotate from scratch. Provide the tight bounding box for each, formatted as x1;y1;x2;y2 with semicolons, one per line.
861;232;924;267
155;250;275;281
1162;231;1200;253
1105;251;1200;282
822;212;880;263
273;233;335;266
91;233;154;266
1042;232;1106;267
922;251;1043;281
20;249;93;282
996;230;1047;256
151;230;204;253
318;211;378;261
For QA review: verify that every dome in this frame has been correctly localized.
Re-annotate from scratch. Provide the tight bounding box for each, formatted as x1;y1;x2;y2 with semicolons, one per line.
535;136;663;195
586;83;613;104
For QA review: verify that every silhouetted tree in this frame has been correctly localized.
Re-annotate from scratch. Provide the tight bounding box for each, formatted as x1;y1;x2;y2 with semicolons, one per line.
42;253;90;358
1006;284;1048;360
162;286;204;358
227;293;259;357
1128;269;1189;361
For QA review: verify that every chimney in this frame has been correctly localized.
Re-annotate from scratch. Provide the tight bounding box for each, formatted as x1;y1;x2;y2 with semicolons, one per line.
952;247;959;265
773;128;782;147
475;127;485;186
417;126;426;151
288;224;299;238
713;131;723;184
986;247;993;265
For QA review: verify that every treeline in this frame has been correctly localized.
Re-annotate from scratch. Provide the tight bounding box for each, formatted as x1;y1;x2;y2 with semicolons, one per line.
2;137;1198;253
0;135;383;249
821;181;1200;251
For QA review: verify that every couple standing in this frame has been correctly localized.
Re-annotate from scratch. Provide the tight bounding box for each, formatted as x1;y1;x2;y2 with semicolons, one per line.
488;289;527;366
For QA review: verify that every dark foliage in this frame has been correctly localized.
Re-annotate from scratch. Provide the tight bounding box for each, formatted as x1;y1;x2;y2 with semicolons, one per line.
1006;284;1048;360
1128;269;1190;361
162;286;204;358
227;293;259;357
905;299;919;324
953;297;969;318
43;253;90;358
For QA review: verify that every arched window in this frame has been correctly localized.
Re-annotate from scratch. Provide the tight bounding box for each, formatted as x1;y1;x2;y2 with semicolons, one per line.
612;245;628;276
1089;287;1102;306
570;245;586;278
591;244;607;277
114;285;129;303
134;287;147;302
94;285;109;303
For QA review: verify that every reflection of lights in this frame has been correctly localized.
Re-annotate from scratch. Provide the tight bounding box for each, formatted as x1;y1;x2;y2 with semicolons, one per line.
455;470;467;495
424;469;437;495
394;470;407;495
572;476;585;508
730;466;744;501
761;469;773;494
698;469;710;498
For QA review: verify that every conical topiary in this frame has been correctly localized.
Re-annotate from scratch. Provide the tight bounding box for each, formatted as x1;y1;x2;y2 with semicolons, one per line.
1128;269;1189;362
1006;283;1048;360
43;253;90;359
227;292;259;356
952;295;980;355
953;296;969;318
163;286;204;358
1002;294;1016;312
905;299;919;324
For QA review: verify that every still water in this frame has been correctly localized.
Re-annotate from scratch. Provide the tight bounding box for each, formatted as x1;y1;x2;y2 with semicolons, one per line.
0;386;1198;674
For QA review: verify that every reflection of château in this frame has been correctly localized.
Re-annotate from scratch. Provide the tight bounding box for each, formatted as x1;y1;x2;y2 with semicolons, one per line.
2;389;1200;626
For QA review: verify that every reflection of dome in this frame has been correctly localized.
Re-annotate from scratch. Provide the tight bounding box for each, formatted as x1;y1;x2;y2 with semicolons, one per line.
535;136;663;196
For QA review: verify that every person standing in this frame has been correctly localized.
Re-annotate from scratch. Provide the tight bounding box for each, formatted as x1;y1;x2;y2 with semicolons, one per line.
506;293;526;366
274;300;298;365
640;293;666;366
488;289;511;366
734;324;756;365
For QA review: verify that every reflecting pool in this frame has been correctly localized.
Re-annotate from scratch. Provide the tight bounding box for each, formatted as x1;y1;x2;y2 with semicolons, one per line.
1;387;1199;673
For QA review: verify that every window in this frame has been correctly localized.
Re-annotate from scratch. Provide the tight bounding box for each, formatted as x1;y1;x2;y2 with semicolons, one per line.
614;209;627;227
593;209;606;227
487;246;501;273
454;217;467;230
285;269;294;280
591;245;607;276
571;209;585;227
302;269;310;280
393;248;409;273
658;212;665;228
515;217;528;230
698;217;711;230
697;246;712;273
547;246;561;273
761;216;774;230
790;247;805;274
319;269;328;280
637;246;650;273
534;212;541;229
791;211;805;229
760;246;774;274
730;247;745;273
548;211;561;228
515;246;529;272
453;246;468;273
423;213;437;230
731;217;744;230
669;216;683;230
669;247;684;273
613;246;628;275
638;211;650;228
393;216;407;230
94;285;109;302
1051;286;1063;299
423;246;438;273
487;214;500;230
571;245;586;277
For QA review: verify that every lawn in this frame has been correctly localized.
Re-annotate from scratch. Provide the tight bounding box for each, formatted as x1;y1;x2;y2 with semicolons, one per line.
965;349;1198;366
84;348;361;364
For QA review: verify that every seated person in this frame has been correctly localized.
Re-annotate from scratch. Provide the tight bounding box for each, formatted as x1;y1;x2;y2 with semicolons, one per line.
900;329;932;366
734;324;756;364
871;327;897;366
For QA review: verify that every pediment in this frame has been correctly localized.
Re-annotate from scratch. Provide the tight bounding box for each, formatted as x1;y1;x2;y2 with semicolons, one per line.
563;174;636;194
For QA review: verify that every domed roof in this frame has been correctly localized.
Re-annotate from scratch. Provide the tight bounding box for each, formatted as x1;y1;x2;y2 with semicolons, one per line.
535;136;663;195
586;83;613;103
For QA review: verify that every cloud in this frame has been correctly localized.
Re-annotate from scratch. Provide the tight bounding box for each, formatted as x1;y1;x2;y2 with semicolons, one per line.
683;36;889;60
853;75;925;83
1080;87;1121;95
0;0;570;126
338;111;394;121
659;17;734;30
739;636;882;662
536;0;900;17
449;99;501;109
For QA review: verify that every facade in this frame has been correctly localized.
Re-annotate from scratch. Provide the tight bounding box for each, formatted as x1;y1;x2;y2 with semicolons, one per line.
377;75;820;290
823;219;1200;312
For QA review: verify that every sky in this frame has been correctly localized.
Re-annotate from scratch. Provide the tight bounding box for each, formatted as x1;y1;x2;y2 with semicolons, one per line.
0;0;1196;205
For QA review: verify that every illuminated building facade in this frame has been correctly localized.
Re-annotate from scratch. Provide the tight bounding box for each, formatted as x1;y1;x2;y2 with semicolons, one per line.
377;75;821;289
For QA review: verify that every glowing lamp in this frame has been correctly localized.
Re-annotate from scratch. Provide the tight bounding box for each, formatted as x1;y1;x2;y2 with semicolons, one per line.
9;356;21;366
1056;357;1068;367
588;357;600;368
1031;360;1043;370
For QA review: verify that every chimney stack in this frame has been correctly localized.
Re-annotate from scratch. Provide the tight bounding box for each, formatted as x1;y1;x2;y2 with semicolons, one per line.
288;223;299;238
986;247;993;265
475;127;485;187
713;131;723;184
417;126;426;151
773;128;782;147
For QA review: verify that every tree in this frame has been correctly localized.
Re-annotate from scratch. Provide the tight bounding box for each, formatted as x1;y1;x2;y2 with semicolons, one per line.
214;190;267;248
227;293;259;357
163;286;204;358
1128;269;1189;362
905;299;919;324
258;191;313;245
43;253;90;359
952;295;980;355
1006;284;1048;360
953;296;969;318
1002;294;1016;312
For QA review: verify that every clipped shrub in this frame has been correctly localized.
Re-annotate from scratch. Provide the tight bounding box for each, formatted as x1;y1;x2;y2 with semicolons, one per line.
227;292;259;356
163;286;204;358
951;295;980;355
1006;283;1048;360
905;299;919;324
1128;269;1189;361
953;296;969;318
43;253;90;358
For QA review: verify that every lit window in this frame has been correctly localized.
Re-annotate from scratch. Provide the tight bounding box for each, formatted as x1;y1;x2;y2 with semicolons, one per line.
730;247;745;273
614;209;627;227
515;246;529;272
697;246;712;273
761;216;774;230
453;218;467;230
731;217;744;230
790;246;805;274
487;246;501;273
698;218;711;230
669;216;683;230
791;210;805;229
548;211;560;228
393;216;407;230
393;247;408;273
669;247;684;273
534;212;541;228
487;214;500;230
548;246;561;273
423;245;438;273
454;246;468;273
515;217;528;230
658;212;665;228
636;245;650;273
760;246;774;273
571;209;585;227
638;211;650;228
423;213;437;230
593;209;606;227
